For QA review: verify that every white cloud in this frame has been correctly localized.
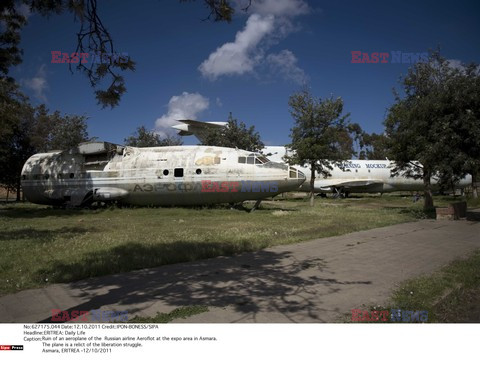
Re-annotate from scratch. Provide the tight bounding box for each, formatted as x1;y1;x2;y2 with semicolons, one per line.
249;0;310;17
199;14;274;80
199;0;309;82
266;49;307;84
23;64;48;102
154;92;209;135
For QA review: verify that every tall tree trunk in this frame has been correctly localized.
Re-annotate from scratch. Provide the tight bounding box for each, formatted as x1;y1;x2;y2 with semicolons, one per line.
309;163;316;207
423;168;434;210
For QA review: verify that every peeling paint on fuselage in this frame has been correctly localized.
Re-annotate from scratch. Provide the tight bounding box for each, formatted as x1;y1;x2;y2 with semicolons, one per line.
21;143;305;206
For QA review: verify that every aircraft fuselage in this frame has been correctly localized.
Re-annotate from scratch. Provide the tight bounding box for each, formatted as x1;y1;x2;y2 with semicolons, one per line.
263;146;471;194
21;143;305;207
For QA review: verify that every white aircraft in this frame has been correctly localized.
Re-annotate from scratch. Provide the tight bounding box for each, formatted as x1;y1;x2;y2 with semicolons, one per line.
263;145;471;196
21;142;305;207
173;120;472;197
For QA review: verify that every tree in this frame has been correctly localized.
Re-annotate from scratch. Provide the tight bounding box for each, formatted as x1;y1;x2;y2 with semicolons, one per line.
445;62;480;198
384;51;479;209
0;79;35;200
0;79;90;199
186;0;236;22
345;122;366;159
29;105;89;152
1;0;237;108
1;0;136;108
0;3;26;76
361;132;390;160
124;126;183;147
202;114;264;152
286;89;352;206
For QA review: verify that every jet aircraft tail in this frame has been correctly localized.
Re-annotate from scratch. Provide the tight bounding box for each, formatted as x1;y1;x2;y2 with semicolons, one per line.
172;119;227;142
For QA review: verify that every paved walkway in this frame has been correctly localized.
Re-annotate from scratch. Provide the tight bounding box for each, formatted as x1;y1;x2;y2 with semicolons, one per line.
1;216;479;323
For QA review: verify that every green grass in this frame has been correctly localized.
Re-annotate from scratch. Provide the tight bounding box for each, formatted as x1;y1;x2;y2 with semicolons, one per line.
385;249;480;322
0;194;477;295
129;305;209;323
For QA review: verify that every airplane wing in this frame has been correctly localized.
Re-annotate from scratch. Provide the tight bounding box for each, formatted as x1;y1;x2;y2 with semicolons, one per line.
327;179;384;188
309;179;385;193
172;120;228;141
175;119;227;128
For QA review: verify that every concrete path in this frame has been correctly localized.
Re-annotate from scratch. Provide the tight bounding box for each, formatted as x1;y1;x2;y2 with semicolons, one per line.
1;215;479;323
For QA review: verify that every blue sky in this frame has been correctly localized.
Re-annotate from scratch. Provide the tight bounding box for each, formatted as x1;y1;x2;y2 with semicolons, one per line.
12;0;480;146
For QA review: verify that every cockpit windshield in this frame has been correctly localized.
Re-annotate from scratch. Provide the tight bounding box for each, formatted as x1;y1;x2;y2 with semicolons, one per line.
255;155;270;164
238;153;270;165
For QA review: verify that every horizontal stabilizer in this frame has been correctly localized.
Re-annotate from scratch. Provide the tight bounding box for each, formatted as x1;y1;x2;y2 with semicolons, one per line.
172;119;227;141
176;119;227;128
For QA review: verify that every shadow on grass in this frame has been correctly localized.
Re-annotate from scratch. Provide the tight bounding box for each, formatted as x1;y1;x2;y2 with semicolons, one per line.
0;206;94;219
36;241;372;323
397;208;480;221
466;211;480;221
0;227;92;241
35;241;267;284
397;207;435;219
0;202;297;218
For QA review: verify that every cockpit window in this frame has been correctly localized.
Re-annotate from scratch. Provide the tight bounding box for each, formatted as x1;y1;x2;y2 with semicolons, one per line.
289;167;304;179
239;153;270;165
256;155;270;164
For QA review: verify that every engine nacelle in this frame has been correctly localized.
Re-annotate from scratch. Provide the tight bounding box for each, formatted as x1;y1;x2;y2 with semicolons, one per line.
93;187;129;201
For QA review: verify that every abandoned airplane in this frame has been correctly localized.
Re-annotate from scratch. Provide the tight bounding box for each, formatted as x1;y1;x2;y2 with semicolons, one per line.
21;142;306;207
261;146;472;196
173;120;472;196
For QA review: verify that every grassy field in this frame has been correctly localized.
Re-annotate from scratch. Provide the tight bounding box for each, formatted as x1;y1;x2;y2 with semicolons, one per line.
0;194;477;296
